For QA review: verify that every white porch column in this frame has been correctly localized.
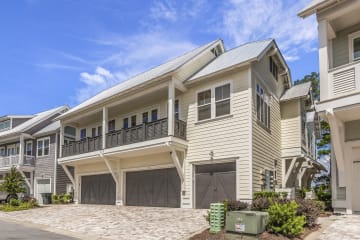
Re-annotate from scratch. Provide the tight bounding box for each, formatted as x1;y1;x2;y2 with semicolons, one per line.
318;20;330;101
19;134;24;165
30;171;34;195
59;124;64;158
116;161;123;206
168;79;175;136
102;107;108;149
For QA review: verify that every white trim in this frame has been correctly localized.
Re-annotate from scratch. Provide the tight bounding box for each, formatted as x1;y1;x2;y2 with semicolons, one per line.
53;132;58;194
195;80;233;123
349;30;360;62
25;140;33;156
36;137;50;158
248;67;253;200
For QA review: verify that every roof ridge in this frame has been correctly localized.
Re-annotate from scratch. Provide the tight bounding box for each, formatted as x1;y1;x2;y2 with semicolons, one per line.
76;39;221;103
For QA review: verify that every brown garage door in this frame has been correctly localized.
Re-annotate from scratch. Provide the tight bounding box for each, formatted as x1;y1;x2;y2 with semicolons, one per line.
81;174;116;205
195;162;236;209
126;168;181;207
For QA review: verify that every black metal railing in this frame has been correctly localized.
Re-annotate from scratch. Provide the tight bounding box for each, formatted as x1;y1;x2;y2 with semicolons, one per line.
61;118;187;157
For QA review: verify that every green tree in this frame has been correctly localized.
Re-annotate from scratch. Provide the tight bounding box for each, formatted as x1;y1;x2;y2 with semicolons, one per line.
294;72;331;157
0;166;26;196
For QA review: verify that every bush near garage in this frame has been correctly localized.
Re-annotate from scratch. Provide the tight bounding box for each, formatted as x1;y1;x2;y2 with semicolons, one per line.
52;193;73;204
0;198;38;212
295;199;321;228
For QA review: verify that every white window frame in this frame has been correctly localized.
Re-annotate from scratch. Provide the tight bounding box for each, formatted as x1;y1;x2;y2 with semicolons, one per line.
0;146;5;156
37;137;50;157
196;81;232;122
25;141;33;156
196;88;212;121
349;30;360;62
256;82;271;129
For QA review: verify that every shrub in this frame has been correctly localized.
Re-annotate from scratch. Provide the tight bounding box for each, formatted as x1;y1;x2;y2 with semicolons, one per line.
9;198;21;207
314;186;332;210
254;191;280;199
227;200;248;211
52;194;73;204
251;197;272;211
313;200;326;212
267;201;306;237
22;196;38;207
295;199;321;227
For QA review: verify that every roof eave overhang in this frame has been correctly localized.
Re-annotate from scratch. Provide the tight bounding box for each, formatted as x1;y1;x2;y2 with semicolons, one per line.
298;0;339;18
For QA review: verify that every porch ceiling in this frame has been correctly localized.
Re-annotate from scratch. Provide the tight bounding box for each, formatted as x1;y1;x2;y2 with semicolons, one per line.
334;104;360;122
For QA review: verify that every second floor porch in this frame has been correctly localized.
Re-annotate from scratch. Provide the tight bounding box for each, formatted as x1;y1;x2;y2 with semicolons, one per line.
0;155;35;170
61;118;186;158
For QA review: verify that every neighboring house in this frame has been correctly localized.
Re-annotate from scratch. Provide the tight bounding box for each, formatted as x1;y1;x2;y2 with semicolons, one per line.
280;82;325;195
299;0;360;214
56;39;324;208
0;106;71;204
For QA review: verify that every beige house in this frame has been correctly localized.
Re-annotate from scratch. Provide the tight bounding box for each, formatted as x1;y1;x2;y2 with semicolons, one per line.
56;39;323;208
299;0;360;213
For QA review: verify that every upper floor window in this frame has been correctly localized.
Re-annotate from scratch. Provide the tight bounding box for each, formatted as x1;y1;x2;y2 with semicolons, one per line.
256;83;271;129
108;120;115;132
142;112;148;123
269;57;278;81
0;147;5;156
80;128;86;140
215;84;231;117
0;120;10;132
97;126;102;136
131;115;137;127
123;118;129;129
349;31;360;62
197;89;211;121
92;128;96;138
175;100;180;120
37;138;50;157
26;141;33;156
151;109;158;122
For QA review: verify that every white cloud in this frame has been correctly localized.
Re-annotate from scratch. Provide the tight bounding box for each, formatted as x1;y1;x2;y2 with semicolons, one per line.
75;32;197;103
35;63;81;71
77;66;118;102
150;0;177;22
220;0;318;61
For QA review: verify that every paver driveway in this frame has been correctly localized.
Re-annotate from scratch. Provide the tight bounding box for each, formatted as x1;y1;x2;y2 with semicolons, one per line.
0;205;208;240
317;214;360;240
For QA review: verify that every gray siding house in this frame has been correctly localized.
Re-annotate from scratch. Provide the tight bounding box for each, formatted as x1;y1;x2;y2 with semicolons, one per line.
0;106;72;204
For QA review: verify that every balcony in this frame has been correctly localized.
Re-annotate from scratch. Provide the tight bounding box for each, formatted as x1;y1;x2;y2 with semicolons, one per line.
61;118;187;158
0;155;35;169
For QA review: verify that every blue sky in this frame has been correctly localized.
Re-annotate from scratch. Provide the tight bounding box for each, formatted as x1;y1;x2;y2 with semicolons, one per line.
0;0;318;115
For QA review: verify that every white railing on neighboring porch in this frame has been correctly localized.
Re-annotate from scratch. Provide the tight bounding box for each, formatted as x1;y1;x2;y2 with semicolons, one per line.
0;155;35;168
328;61;360;98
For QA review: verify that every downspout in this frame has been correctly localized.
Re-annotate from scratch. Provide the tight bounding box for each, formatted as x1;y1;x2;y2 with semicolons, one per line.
54;132;58;194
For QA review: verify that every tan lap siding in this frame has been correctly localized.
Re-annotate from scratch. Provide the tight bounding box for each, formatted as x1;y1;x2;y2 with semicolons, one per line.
181;68;251;206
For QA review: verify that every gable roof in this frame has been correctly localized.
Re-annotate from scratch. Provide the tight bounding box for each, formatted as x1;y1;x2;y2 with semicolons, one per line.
187;39;274;83
0;106;68;138
280;81;312;102
298;0;339;18
33;120;60;137
58;39;223;119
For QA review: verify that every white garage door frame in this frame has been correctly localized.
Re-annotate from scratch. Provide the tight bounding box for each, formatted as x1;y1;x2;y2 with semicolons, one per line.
35;178;52;205
120;164;176;206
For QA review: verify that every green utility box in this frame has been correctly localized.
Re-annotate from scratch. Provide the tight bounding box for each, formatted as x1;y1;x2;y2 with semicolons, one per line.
209;203;225;233
225;211;269;235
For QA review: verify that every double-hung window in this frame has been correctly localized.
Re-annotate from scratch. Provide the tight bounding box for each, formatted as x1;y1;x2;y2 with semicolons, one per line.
151;109;158;122
108;120;115;132
37;138;50;157
197;89;211;121
26;141;33;156
349;31;360;62
215;84;231;117
123;118;129;129
131;115;137;127
256;83;271;129
174;100;180;120
142;112;148;123
80;128;86;140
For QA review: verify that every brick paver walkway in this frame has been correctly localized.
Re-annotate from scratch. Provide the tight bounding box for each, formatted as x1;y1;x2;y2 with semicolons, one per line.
0;205;208;240
317;215;360;240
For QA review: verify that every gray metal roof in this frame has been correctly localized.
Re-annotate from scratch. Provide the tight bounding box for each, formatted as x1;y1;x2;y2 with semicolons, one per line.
59;39;223;119
0;106;68;138
280;81;311;101
187;39;274;82
33;120;60;137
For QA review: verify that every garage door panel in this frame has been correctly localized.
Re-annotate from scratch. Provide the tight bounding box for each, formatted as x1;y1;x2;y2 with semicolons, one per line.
126;168;180;208
195;163;236;209
81;174;116;205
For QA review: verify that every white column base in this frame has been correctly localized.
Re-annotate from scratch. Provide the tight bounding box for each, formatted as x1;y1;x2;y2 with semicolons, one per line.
116;200;123;206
